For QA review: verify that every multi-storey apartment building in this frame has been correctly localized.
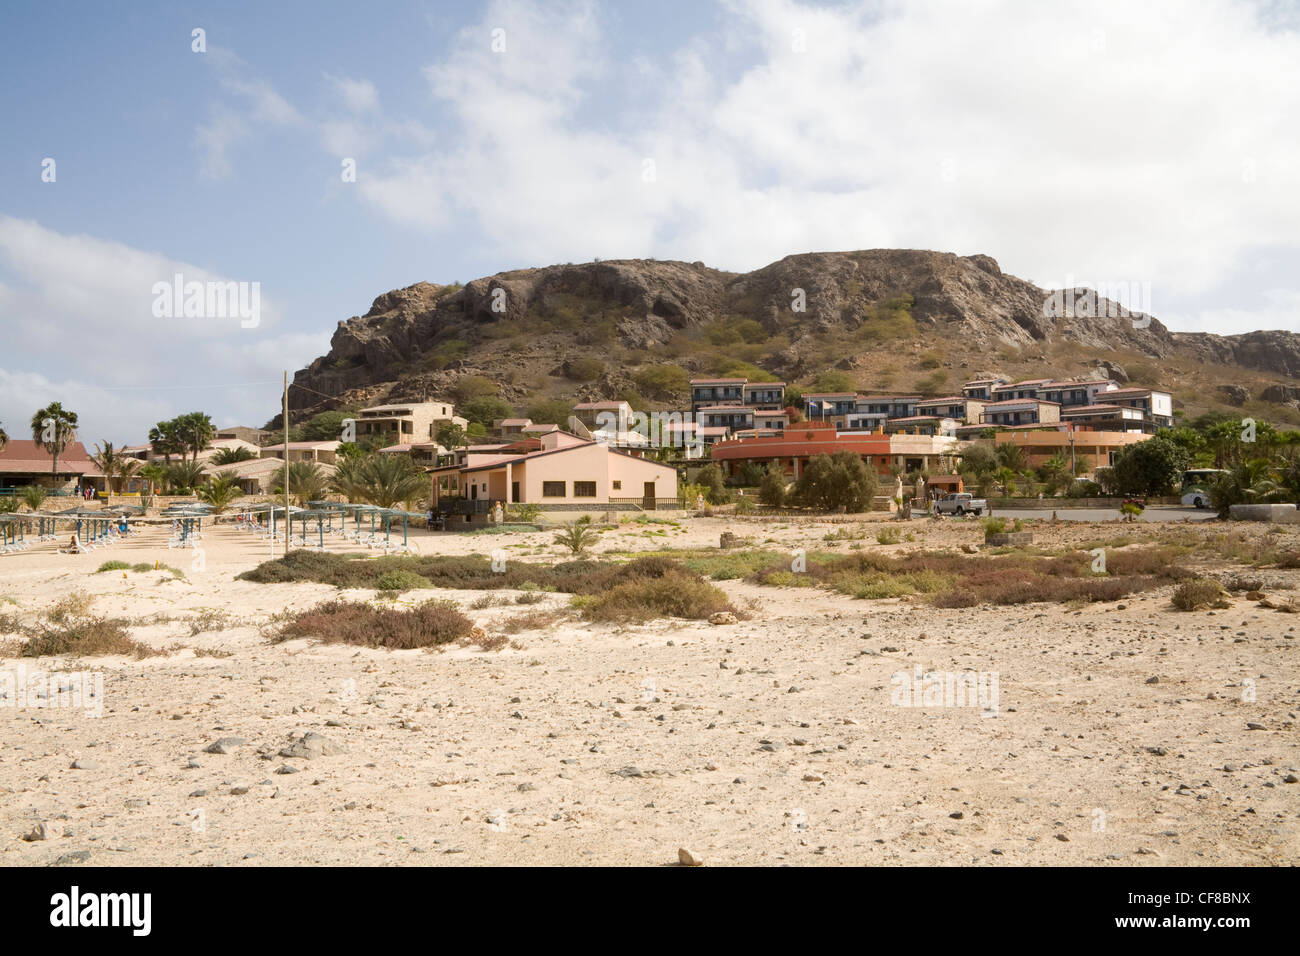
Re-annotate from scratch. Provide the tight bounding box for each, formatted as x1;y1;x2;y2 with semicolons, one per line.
689;378;746;412
354;400;465;443
979;398;1061;427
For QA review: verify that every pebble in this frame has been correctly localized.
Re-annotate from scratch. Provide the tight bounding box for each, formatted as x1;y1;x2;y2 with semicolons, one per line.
205;737;248;755
677;847;704;866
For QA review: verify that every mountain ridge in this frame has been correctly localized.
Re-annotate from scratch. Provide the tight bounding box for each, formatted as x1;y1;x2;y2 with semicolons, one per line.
280;249;1300;427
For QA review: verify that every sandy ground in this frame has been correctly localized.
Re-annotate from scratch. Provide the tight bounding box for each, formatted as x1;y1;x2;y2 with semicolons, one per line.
0;512;1296;867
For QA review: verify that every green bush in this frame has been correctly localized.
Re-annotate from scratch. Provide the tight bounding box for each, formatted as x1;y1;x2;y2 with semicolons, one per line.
376;570;432;592
95;560;131;573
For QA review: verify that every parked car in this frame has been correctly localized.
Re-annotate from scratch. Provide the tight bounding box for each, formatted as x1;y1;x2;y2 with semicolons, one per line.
1182;488;1210;508
934;492;986;516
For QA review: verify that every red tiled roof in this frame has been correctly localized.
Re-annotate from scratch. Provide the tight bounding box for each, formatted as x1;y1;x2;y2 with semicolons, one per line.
0;439;98;475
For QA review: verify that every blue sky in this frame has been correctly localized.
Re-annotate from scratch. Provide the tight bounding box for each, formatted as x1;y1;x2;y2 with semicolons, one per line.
2;0;1298;445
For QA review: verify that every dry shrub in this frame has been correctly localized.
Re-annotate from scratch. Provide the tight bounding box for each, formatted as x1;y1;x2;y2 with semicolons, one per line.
578;571;734;623
1172;579;1229;611
23;617;152;658
1275;551;1300;569
47;591;94;624
274;599;474;649
500;609;566;633
475;633;510;652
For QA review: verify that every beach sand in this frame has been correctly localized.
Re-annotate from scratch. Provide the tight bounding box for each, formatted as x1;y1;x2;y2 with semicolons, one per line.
1;514;1296;866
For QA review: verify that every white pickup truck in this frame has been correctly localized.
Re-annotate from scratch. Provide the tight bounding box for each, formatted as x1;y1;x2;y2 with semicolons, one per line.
933;492;986;516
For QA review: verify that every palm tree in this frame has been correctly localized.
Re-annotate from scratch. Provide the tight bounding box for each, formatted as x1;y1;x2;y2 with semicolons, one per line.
148;420;185;464
553;515;599;555
30;401;78;484
175;411;216;464
1037;454;1072;495
138;463;168;495
274;461;329;507
352;454;426;509
211;446;256;465
196;470;243;513
1208;459;1281;517
19;485;47;512
994;442;1028;473
166;460;206;493
994;466;1018;497
91;441;141;494
328;454;369;503
0;421;8;452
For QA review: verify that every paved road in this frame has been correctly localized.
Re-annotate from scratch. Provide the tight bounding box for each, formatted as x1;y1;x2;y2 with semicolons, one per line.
924;506;1217;523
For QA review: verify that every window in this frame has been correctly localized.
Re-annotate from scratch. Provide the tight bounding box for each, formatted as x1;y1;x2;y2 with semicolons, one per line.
573;481;597;497
612;480;622;490
542;481;566;497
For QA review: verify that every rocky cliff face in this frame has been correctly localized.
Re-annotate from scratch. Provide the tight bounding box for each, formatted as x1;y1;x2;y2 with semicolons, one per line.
283;249;1299;421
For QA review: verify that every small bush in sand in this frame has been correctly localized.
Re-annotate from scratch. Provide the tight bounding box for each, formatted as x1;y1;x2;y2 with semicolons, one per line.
188;609;231;636
577;571;735;623
273;599;474;649
376;569;432;592
47;592;94;624
22;616;153;658
95;560;131;573
1172;579;1230;611
875;528;901;545
500;608;566;633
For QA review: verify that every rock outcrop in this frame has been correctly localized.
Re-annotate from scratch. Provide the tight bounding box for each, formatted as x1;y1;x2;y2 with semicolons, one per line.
279;250;1300;424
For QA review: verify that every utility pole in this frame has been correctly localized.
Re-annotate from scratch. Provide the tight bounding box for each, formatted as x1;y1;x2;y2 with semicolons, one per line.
283;370;290;558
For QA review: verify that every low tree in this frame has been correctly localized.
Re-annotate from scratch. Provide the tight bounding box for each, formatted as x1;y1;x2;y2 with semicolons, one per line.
1108;435;1190;496
735;460;765;487
758;464;787;507
138;463;168;496
696;463;730;504
91;441;139;493
166;460;207;493
959;443;998;477
1036;454;1073;495
461;396;514;428
196;471;243;513
993;442;1028;473
794;451;878;512
275;461;329;507
553;515;599;555
527;399;574;426
296;410;353;442
19;485;47;512
352;453;427;509
211;446;257;465
436;422;467;451
1207;459;1281;517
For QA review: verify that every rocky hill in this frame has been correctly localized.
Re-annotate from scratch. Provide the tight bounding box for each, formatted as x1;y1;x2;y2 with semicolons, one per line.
279;250;1300;427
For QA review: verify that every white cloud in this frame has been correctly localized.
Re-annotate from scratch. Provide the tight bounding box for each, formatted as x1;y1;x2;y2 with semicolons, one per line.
325;73;380;114
351;0;1300;323
0;217;328;443
194;48;306;179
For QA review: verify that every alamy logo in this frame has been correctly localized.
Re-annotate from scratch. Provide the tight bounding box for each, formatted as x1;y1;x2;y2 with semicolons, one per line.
0;663;103;717
1041;275;1152;329
890;666;999;717
151;273;260;328
593;409;704;458
49;886;151;936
